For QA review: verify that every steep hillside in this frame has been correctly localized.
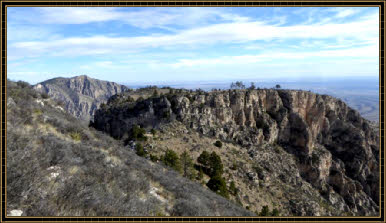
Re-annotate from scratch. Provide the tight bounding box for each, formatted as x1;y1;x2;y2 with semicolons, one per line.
6;80;254;217
33;75;128;122
93;88;379;216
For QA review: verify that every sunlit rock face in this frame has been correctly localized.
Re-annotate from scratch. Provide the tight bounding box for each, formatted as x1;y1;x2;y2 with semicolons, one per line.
93;88;379;216
34;75;128;122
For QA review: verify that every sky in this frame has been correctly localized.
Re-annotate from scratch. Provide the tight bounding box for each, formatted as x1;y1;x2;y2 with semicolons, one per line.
7;7;379;85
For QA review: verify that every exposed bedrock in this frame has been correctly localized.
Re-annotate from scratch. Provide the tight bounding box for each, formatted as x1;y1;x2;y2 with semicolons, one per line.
93;89;379;215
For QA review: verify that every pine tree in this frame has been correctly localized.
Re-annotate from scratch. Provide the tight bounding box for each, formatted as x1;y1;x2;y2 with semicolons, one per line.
180;151;195;179
131;125;147;141
197;151;224;177
206;175;229;198
197;151;211;167
162;149;182;173
259;205;270;216
208;152;224;177
249;82;256;90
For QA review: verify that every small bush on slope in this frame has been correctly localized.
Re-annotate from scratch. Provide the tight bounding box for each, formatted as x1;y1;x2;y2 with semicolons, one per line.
161;149;182;173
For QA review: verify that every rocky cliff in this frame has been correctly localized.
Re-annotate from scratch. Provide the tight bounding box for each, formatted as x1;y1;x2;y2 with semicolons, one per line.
93;89;379;216
33;75;128;122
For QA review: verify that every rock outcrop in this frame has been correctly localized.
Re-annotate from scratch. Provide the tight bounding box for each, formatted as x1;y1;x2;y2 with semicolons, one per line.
33;75;128;122
93;89;379;216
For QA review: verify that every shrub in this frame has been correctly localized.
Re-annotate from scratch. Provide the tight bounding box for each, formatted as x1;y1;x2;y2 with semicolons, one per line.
162;111;170;119
150;129;157;135
130;125;147;141
33;109;42;115
150;154;158;162
155;210;166;216
197;151;224;177
152;90;159;97
229;181;238;195
126;96;135;103
162;149;181;173
186;95;194;103
259;205;270;216
41;92;50;99
136;144;147;157
136;96;144;102
197;167;204;180
69;131;82;141
100;103;107;110
214;140;223;148
206;175;229;199
230;81;245;89
16;80;30;88
271;208;280;216
230;161;238;171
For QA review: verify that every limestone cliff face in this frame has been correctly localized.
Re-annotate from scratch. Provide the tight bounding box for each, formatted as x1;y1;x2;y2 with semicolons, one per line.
33;75;128;122
93;89;379;216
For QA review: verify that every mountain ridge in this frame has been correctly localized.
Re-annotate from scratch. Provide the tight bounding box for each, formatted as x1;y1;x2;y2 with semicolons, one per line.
12;76;380;216
92;88;379;216
33;75;128;122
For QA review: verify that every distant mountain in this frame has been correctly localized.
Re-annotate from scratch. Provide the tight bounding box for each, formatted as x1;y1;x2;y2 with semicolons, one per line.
33;75;128;122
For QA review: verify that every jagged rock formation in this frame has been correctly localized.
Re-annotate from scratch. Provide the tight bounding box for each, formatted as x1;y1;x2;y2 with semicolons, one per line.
93;89;379;216
7;80;254;216
33;75;128;122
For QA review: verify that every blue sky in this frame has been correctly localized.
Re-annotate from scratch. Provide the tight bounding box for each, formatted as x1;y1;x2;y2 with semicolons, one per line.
7;7;379;85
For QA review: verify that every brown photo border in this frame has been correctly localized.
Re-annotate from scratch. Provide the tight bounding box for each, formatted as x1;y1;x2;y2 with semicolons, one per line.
0;0;384;222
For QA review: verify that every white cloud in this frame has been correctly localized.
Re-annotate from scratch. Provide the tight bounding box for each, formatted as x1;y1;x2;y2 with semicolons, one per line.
19;7;250;29
9;14;378;59
328;8;360;18
7;7;379;83
170;45;378;68
38;7;122;24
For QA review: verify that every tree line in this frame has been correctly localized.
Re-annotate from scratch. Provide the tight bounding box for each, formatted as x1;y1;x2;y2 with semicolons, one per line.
230;81;281;90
